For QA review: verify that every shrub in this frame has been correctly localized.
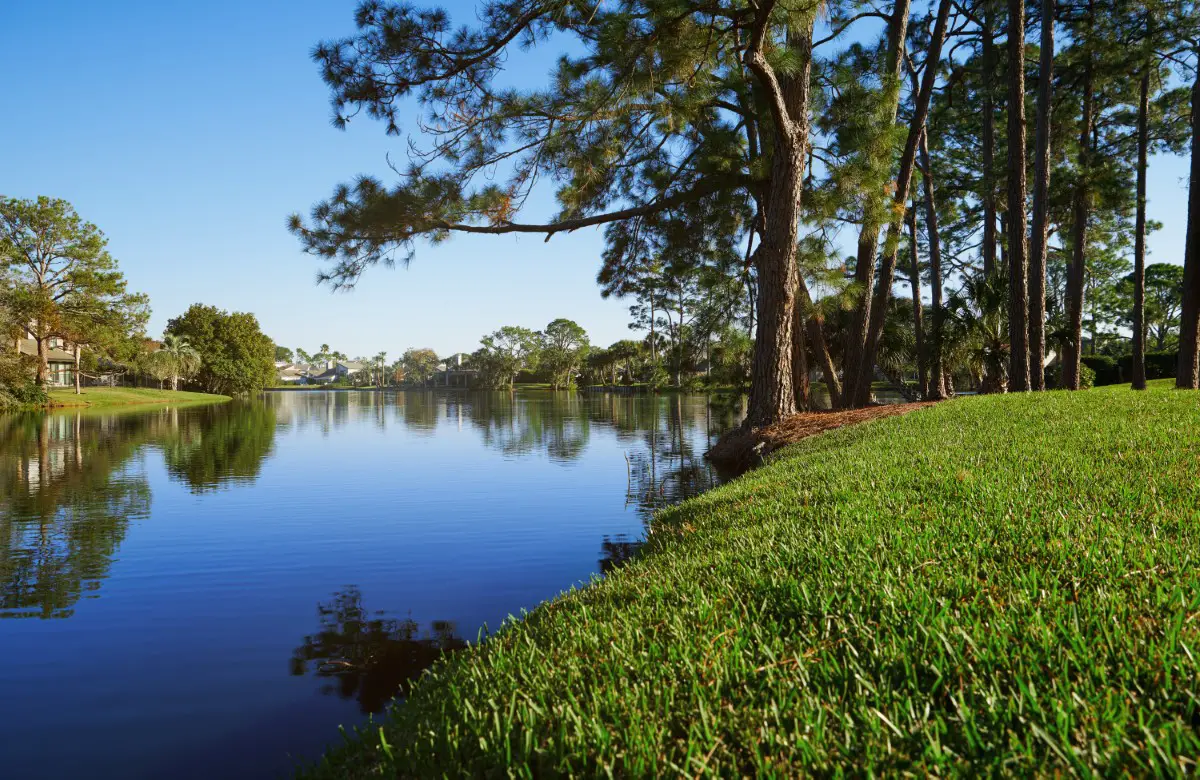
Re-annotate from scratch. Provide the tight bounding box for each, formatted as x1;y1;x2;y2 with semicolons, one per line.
1118;350;1178;381
1081;355;1121;386
1045;361;1095;390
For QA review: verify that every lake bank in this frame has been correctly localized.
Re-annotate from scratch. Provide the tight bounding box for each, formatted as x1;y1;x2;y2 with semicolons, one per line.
47;387;230;409
303;380;1200;776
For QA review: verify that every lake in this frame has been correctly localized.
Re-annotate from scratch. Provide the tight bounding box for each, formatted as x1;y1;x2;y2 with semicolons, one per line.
0;390;743;779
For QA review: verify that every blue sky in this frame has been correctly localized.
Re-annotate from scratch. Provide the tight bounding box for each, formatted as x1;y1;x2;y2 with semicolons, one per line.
1;1;1191;359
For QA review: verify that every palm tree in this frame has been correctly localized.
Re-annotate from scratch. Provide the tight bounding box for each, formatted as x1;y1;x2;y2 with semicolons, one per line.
945;274;1010;394
160;334;201;391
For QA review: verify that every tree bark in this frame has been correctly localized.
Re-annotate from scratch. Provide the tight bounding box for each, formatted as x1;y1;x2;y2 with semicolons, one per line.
743;13;816;427
1006;0;1031;392
1028;0;1054;390
74;345;81;395
1064;36;1094;390
981;1;999;278
841;0;913;406
907;198;928;398
791;297;810;411
1178;59;1200;389
1132;70;1149;391
854;0;950;407
919;128;948;400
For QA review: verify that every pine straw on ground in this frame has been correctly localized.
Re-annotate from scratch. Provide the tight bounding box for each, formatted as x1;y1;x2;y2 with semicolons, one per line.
705;401;939;470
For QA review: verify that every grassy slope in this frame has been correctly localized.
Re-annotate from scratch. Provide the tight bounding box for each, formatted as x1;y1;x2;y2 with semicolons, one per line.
48;387;230;408
306;380;1200;776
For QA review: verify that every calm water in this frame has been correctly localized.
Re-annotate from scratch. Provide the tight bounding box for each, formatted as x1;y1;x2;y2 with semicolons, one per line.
0;390;742;779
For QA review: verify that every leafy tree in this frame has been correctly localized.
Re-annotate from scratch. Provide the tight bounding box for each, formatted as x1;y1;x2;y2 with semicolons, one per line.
275;345;294;363
291;0;840;425
296;347;312;364
538;319;590;390
0;196;148;388
400;348;440;386
164;304;275;395
473;326;539;389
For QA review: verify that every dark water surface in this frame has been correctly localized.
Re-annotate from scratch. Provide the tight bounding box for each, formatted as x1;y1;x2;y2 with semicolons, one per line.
0;390;742;779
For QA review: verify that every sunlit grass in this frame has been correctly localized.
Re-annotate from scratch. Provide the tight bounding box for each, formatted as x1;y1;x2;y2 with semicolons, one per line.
48;387;229;408
304;378;1200;776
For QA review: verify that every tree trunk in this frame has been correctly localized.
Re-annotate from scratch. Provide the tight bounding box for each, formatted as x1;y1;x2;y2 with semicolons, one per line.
74;345;81;395
841;0;913;406
1178;59;1200;388
1007;0;1031;392
919;128;947;400
982;2;999;278
792;295;810;411
35;326;48;387
856;0;952;406
1064;39;1094;390
1028;0;1054;390
907;198;928;398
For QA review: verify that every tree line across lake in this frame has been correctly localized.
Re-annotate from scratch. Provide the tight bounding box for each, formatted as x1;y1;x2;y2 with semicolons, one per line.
1;197;277;405
290;0;1200;426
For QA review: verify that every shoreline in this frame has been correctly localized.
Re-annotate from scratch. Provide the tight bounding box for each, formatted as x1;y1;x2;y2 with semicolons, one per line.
300;380;1199;776
42;387;231;410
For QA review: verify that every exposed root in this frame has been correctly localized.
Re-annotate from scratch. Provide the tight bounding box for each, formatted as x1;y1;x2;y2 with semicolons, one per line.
706;401;939;472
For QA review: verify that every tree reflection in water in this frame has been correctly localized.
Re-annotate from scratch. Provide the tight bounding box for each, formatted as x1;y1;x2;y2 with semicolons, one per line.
0;403;277;618
289;587;466;714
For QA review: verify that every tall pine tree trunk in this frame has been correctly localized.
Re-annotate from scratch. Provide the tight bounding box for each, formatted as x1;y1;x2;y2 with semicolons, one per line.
841;0;912;406
1132;68;1149;391
981;2;999;278
1028;0;1054;390
856;0;952;407
919;128;948;399
791;298;810;411
74;345;81;395
907;196;928;398
1006;0;1030;392
1177;59;1200;389
1064;41;1094;390
743;15;816;428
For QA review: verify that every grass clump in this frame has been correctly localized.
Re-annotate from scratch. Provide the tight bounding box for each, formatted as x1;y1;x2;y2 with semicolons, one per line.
48;387;229;408
304;380;1200;776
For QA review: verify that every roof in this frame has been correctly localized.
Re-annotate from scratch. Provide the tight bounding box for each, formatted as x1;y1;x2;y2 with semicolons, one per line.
17;338;75;363
339;360;367;370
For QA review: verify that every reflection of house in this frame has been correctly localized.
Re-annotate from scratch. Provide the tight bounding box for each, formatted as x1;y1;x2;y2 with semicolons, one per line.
434;353;477;388
16;330;76;387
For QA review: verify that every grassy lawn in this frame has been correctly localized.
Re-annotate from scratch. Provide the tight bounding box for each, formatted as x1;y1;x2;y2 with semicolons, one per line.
305;379;1200;776
48;387;230;408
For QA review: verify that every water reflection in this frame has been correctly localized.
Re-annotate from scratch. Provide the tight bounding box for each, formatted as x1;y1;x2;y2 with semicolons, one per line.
0;413;151;618
0;403;276;618
289;587;466;714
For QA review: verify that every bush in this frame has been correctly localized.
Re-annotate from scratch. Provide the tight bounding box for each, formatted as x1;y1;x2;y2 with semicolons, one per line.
1045;361;1095;390
0;352;47;406
1081;355;1121;386
1117;350;1178;380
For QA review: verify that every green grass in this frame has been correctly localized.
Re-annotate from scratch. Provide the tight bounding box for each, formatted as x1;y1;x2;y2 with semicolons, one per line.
48;387;230;408
304;379;1200;776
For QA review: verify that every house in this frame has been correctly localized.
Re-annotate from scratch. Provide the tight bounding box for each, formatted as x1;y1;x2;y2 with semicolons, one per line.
434;353;477;388
15;330;77;387
335;360;366;379
277;364;307;383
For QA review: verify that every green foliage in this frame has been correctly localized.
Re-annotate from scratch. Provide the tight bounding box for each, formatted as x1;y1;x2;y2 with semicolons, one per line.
302;384;1200;776
399;347;440;386
473;326;540;389
164;304;275;395
0;196;149;387
537;319;590;390
1080;354;1121;386
1048;360;1096;390
275;345;294;363
1118;349;1179;380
